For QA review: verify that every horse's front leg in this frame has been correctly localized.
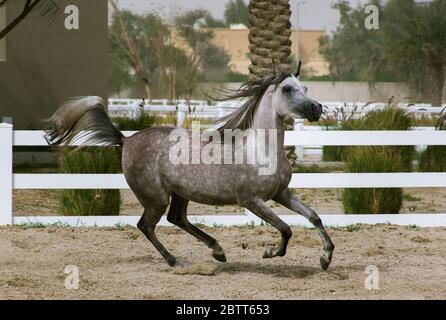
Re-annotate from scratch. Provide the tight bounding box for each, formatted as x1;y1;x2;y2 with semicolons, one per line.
273;188;334;270
244;198;292;258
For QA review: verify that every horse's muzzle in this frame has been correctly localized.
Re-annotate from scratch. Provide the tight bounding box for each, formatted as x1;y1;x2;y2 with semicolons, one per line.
306;101;323;122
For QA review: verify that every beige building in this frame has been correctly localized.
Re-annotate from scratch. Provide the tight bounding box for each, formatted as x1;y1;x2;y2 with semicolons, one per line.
210;28;329;76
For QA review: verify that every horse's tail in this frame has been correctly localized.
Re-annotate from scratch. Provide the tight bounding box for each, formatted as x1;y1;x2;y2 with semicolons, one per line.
44;96;124;147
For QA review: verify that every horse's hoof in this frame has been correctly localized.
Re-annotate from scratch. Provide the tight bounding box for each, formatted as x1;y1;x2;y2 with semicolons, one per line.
262;247;275;259
212;246;227;262
320;254;332;271
168;258;182;267
212;251;227;263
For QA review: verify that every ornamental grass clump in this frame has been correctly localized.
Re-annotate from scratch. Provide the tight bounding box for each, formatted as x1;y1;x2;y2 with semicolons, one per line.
341;103;414;214
59;147;122;216
419;108;446;172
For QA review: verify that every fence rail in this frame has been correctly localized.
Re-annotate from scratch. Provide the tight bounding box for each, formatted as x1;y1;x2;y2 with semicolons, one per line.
12;172;446;189
2;124;446;227
293;125;437;158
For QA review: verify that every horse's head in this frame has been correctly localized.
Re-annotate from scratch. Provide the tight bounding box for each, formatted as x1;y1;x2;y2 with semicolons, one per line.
272;64;322;123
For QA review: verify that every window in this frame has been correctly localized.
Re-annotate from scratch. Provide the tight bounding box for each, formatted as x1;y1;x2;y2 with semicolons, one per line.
0;6;5;62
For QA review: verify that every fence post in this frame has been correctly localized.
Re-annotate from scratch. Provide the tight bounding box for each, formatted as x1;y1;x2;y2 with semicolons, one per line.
294;119;304;160
0;123;13;225
245;209;262;226
176;103;187;126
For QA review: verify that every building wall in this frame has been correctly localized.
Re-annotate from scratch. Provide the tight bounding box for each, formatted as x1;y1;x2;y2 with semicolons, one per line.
210;28;329;76
305;81;412;103
0;0;108;129
221;81;415;103
295;30;329;77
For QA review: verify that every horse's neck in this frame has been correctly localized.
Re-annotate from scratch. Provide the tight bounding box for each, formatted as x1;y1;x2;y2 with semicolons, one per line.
251;93;285;148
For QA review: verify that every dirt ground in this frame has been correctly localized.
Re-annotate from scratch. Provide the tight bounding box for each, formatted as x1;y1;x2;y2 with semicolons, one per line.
0;224;445;299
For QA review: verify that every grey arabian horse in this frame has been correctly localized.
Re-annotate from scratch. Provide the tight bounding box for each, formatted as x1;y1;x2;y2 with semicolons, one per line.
45;66;334;270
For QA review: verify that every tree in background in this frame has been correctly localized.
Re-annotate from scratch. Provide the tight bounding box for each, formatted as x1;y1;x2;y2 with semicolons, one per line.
318;1;387;82
109;0;170;100
108;45;135;97
108;8;180;100
198;9;226;28
320;0;446;105
109;5;231;101
0;0;59;39
174;10;231;100
224;0;249;26
382;0;446;105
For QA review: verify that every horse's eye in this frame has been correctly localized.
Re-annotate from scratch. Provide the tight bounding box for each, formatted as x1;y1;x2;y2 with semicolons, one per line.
282;85;293;94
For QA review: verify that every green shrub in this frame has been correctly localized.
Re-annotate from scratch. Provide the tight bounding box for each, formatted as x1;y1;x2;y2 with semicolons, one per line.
419;145;446;172
59;147;122;216
113;109;213;129
321;105;361;162
112;110;160;130
342;147;408;214
341;105;414;214
225;71;249;83
419;111;446;172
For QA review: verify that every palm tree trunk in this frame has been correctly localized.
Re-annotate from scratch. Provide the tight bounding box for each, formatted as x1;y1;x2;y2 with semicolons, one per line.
248;0;293;79
430;64;445;106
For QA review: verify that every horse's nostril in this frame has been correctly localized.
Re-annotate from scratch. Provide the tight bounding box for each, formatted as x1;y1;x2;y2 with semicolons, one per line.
311;102;321;114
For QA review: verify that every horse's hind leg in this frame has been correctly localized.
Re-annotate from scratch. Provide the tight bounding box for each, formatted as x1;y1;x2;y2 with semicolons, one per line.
243;198;292;259
167;192;226;262
138;205;179;267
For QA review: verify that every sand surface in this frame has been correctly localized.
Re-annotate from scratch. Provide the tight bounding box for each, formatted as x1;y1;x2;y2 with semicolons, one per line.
0;224;445;299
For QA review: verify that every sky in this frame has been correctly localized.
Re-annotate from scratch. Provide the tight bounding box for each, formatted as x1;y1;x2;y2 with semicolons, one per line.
114;0;370;32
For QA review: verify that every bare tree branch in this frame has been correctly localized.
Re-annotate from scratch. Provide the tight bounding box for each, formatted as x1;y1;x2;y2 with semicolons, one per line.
109;0;152;100
0;0;60;39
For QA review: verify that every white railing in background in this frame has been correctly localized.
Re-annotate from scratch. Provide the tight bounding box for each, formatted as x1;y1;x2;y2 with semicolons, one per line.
318;102;445;119
2;123;446;227
108;99;446;123
108;99;240;125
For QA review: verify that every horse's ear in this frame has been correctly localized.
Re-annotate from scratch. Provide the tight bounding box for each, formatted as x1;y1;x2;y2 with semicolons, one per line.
272;59;279;75
295;60;302;77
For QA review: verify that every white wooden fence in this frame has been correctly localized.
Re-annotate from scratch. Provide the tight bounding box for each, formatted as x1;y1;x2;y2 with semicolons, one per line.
293;123;437;159
2;123;446;228
108;99;446;122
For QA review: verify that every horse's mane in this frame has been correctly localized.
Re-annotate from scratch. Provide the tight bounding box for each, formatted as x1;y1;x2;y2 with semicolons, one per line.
210;69;292;133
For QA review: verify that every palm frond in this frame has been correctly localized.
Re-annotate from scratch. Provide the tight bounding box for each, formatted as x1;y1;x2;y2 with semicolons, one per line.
35;0;61;25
